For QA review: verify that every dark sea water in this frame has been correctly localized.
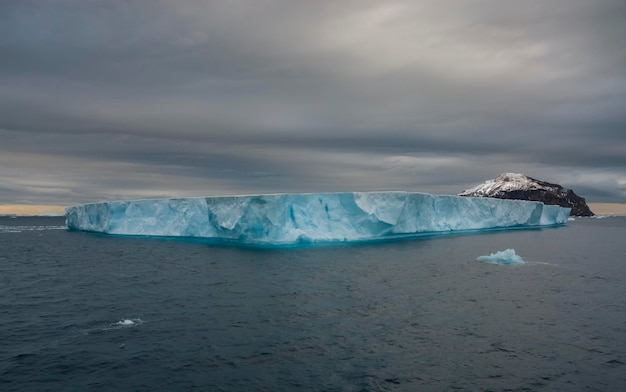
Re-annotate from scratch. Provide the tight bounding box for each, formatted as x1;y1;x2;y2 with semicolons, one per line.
1;216;625;391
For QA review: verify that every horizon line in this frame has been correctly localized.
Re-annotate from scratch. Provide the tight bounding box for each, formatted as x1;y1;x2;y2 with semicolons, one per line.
1;202;626;217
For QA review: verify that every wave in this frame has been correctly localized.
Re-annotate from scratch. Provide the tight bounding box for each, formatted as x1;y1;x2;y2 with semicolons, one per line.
0;225;66;233
81;319;144;335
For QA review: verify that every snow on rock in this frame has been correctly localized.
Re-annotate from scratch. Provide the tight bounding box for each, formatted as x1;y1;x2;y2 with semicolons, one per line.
66;192;570;246
459;173;594;217
460;173;556;196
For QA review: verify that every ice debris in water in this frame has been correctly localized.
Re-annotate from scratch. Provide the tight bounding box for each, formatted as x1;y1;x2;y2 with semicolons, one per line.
117;319;141;326
476;248;525;265
65;192;571;246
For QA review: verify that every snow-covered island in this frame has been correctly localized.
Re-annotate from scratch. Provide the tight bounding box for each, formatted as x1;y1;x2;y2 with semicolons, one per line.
459;173;594;217
66;192;570;246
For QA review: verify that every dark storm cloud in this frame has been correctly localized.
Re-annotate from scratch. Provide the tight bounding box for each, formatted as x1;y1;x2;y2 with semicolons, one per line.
1;0;624;205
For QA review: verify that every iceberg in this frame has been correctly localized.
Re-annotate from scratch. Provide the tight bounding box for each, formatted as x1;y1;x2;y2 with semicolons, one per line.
477;248;525;265
65;192;570;246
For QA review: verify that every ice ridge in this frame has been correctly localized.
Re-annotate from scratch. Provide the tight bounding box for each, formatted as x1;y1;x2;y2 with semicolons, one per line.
65;192;570;246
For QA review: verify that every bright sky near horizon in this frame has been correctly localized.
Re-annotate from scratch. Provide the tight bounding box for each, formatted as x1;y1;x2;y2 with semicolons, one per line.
0;205;65;216
1;1;625;206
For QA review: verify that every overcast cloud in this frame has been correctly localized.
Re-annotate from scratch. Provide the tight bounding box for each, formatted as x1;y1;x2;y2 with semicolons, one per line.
1;0;625;205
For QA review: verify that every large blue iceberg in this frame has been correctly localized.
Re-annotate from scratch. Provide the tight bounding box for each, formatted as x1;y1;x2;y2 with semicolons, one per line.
66;192;570;246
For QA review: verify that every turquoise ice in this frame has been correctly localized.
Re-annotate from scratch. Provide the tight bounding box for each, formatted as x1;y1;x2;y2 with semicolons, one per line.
65;192;570;245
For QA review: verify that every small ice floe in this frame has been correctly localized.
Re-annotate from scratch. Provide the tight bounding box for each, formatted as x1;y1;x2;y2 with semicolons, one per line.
81;318;144;335
116;319;143;326
476;248;524;265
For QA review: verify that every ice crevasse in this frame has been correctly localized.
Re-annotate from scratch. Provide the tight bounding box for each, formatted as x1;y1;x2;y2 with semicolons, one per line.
65;192;570;246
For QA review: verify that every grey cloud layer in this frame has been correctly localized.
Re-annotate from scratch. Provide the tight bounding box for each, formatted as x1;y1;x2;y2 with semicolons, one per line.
1;0;624;204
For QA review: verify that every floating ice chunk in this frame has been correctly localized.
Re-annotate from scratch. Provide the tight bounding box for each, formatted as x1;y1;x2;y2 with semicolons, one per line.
65;192;570;246
116;319;143;327
81;319;143;335
477;248;525;265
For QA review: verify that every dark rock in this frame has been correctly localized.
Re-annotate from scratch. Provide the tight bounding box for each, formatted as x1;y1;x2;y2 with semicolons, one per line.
459;173;594;216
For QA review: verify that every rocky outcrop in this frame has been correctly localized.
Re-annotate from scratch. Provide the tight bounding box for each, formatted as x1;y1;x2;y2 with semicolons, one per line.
459;173;594;216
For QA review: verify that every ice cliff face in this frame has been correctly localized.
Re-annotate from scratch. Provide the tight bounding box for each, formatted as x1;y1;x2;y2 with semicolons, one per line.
459;173;594;217
66;192;570;246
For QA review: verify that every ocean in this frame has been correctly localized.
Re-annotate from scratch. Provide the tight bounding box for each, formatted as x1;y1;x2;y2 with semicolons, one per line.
1;216;624;391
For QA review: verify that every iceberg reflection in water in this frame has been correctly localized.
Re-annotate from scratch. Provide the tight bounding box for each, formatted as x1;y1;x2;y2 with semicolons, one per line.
65;192;570;246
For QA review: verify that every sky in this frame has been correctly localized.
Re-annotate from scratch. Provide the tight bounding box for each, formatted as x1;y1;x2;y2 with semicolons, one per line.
1;0;625;206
